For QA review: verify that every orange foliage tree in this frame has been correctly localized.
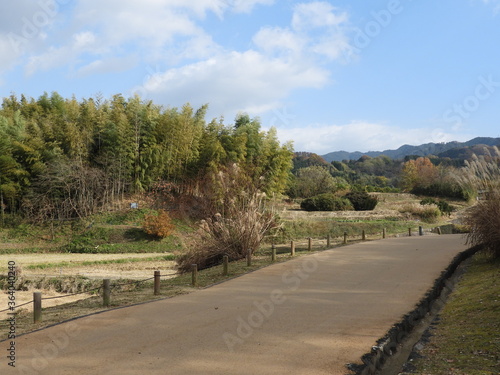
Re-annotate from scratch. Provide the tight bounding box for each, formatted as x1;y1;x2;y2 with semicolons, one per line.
401;157;439;192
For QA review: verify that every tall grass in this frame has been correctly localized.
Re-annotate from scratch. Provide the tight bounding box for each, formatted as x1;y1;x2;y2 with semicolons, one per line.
463;190;500;259
177;165;281;272
454;148;500;259
453;146;500;198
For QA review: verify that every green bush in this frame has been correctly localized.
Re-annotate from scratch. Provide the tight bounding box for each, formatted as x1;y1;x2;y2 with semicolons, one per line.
344;191;378;211
412;182;471;201
300;194;353;212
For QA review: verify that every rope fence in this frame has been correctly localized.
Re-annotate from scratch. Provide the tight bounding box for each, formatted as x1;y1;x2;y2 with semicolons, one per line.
1;225;440;321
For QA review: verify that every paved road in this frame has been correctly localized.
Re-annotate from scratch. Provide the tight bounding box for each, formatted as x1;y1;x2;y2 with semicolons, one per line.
2;235;469;375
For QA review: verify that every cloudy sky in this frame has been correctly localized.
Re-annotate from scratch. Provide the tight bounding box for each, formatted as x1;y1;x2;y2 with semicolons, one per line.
0;0;499;154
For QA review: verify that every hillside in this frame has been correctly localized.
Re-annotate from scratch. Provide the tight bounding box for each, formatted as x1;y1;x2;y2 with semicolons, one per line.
321;137;500;162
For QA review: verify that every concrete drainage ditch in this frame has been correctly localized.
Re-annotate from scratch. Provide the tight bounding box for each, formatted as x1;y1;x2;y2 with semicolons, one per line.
347;245;482;375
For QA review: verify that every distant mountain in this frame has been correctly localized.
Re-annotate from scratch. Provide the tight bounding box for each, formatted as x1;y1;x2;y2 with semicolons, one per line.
321;137;500;162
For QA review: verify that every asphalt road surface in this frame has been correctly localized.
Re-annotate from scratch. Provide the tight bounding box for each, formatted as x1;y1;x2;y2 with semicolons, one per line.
2;235;469;375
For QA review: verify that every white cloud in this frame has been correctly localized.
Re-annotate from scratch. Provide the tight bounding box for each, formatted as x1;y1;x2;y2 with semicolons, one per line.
137;50;329;117
0;35;22;75
479;0;500;14
132;1;354;117
275;122;473;154
292;2;348;31
253;26;305;56
228;0;275;14
4;0;353;118
75;55;139;78
0;0;66;81
25;31;102;76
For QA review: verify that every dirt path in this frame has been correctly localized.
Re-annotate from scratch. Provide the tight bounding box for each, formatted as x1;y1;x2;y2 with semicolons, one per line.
1;235;469;375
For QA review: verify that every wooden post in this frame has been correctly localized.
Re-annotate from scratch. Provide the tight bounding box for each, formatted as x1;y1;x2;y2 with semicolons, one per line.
343;232;347;244
308;237;312;251
223;255;229;276
291;241;295;256
33;292;42;323
154;271;160;295
103;279;111;307
327;234;331;248
383;228;386;239
362;230;366;241
191;264;198;287
437;227;442;235
271;245;276;262
419;226;424;236
408;228;412;237
246;252;252;267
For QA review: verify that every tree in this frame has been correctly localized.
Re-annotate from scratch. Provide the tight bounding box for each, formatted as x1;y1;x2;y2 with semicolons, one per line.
290;166;338;198
401;157;439;191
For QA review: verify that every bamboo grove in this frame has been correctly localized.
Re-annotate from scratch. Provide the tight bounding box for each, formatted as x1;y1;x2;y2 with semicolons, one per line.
0;93;293;222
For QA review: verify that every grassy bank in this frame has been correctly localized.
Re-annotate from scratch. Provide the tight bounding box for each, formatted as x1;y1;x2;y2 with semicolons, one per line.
404;252;499;375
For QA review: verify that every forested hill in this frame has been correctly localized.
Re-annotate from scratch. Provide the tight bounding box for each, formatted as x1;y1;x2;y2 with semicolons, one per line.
0;93;293;220
321;137;500;162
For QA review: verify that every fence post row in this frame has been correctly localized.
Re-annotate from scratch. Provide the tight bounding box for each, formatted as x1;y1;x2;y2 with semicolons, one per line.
29;226;435;326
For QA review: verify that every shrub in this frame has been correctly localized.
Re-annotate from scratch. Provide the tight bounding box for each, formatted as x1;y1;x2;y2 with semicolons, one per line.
142;210;175;239
420;198;454;216
411;182;471;201
463;188;500;259
399;203;441;223
300;194;353;212
344;191;378;211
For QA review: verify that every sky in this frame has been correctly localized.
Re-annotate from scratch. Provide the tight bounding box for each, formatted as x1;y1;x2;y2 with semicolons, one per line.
0;0;499;155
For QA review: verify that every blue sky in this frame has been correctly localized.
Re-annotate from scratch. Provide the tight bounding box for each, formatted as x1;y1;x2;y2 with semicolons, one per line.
0;0;499;154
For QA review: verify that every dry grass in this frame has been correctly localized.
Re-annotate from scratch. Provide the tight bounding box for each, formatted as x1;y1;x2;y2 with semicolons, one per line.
463;190;500;258
177;166;281;272
398;203;441;223
0;253;170;273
